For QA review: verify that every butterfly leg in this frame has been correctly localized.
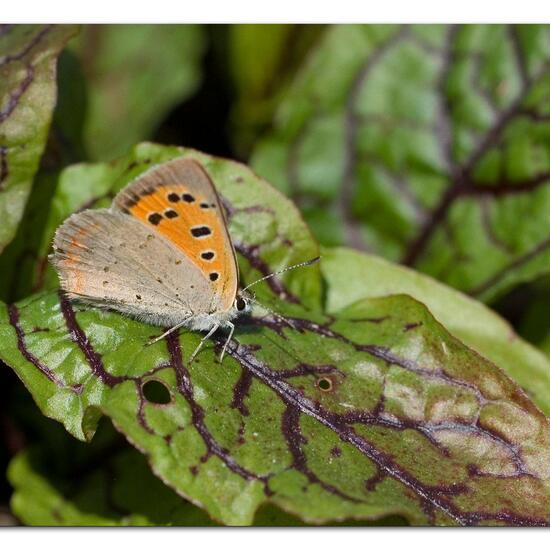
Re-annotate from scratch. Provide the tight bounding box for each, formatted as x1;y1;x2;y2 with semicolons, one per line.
219;321;235;364
147;317;193;346
188;323;221;365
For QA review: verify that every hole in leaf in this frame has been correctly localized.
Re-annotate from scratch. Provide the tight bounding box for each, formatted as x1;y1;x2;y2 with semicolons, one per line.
317;377;333;392
142;379;172;405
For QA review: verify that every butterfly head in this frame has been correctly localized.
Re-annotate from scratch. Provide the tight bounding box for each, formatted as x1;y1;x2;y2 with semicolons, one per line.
233;289;253;315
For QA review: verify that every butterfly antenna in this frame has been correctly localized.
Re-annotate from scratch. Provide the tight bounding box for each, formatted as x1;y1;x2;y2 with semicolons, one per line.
242;256;320;293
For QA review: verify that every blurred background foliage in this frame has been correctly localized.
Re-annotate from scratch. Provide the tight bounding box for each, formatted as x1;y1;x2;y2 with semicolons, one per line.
2;23;550;526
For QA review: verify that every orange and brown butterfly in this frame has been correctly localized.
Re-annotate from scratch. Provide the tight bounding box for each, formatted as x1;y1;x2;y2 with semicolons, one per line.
51;157;319;362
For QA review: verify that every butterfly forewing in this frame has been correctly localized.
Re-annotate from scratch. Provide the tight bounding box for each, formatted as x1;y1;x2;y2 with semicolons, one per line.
113;158;238;312
51;210;214;326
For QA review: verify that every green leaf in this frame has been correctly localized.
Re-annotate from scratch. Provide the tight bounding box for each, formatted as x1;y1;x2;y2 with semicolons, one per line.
321;246;550;417
3;389;221;526
9;441;405;526
2;145;550;526
70;25;206;161
6;401;400;526
0;170;60;302
3;290;550;525
228;24;323;156
0;24;78;253
251;24;550;302
9;446;217;526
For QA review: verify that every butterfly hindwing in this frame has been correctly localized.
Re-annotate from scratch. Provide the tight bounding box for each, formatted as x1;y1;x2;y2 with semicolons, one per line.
112;158;238;312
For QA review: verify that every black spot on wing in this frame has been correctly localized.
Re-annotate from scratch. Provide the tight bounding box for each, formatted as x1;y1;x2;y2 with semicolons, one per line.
148;212;163;225
191;226;212;238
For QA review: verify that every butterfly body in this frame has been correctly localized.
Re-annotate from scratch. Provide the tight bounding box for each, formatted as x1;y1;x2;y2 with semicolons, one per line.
51;158;251;360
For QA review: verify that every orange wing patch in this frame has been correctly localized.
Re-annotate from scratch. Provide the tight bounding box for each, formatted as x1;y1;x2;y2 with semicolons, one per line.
125;185;228;289
61;216;102;294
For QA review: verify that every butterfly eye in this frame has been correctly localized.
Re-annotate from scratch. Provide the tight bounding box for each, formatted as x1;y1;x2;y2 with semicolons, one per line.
235;297;247;311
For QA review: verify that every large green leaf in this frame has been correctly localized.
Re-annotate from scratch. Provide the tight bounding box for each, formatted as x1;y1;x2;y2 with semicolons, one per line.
0;24;78;253
251;24;550;302
2;290;550;525
2;145;550;526
70;25;205;161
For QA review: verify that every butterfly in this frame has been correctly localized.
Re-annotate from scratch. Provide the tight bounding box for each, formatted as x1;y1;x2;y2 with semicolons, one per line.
51;157;318;363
